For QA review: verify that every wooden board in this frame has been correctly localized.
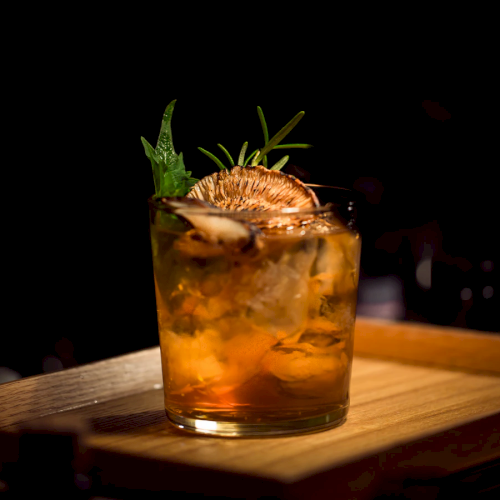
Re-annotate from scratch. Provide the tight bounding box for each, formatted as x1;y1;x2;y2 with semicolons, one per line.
1;318;500;498
353;317;500;375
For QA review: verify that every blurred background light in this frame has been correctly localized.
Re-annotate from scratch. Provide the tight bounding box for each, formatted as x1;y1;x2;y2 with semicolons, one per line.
42;355;64;373
416;257;432;290
481;260;494;272
0;367;21;384
357;276;405;320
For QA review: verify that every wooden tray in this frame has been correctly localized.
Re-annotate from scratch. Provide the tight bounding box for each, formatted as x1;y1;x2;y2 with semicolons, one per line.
1;317;500;498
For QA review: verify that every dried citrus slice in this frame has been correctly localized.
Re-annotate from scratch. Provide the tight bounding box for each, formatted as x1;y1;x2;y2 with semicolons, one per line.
157;197;262;258
187;165;319;211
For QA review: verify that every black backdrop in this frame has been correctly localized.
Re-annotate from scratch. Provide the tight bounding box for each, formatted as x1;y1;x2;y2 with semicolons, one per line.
3;60;496;378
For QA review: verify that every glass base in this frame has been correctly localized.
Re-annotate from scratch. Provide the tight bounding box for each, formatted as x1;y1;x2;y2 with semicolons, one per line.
166;405;349;437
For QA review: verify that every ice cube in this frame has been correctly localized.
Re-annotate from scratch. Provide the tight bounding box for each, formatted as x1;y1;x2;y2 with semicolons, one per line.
269;316;348;398
262;341;349;399
237;239;318;337
164;328;224;392
318;295;356;334
264;343;347;385
298;330;341;347
209;327;277;395
280;352;350;399
312;232;360;296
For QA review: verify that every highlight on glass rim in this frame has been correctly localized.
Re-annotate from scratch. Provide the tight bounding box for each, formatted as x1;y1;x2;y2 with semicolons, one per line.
143;100;361;436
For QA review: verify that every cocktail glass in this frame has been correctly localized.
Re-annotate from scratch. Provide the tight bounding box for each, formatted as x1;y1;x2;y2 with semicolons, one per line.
149;188;361;436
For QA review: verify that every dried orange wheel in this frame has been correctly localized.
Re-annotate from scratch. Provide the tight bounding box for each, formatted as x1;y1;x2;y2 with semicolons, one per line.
187;166;319;211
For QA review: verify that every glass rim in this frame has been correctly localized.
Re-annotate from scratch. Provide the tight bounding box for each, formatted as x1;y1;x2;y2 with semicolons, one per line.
148;199;353;219
148;185;358;218
306;184;353;191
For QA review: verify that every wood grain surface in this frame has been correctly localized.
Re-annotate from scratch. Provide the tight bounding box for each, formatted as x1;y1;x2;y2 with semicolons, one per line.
354;317;500;375
0;347;162;429
1;318;500;498
2;317;498;430
71;357;500;482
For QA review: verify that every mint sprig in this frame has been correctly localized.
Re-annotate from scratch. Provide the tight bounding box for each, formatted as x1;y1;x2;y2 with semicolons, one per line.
141;100;198;197
198;106;312;171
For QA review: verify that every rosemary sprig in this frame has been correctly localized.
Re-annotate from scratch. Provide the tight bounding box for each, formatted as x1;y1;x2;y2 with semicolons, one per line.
257;106;269;144
273;143;313;149
238;142;248;165
254;111;305;165
197;106;312;171
270;155;289;171
257;106;269;168
197;147;227;170
244;149;258;167
217;143;234;167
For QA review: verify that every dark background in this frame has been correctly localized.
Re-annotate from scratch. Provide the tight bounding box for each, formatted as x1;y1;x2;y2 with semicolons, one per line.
2;61;496;381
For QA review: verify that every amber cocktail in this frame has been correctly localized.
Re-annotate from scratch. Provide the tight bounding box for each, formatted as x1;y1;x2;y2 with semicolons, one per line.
149;197;360;436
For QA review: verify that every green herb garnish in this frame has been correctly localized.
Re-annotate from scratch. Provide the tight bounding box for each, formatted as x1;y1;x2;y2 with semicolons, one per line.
141;100;198;197
197;147;227;171
198;107;312;171
238;142;248;166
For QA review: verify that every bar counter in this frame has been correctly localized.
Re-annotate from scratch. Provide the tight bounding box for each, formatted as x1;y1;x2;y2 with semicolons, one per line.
1;317;500;498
